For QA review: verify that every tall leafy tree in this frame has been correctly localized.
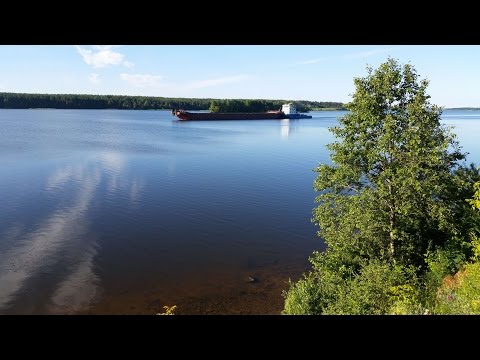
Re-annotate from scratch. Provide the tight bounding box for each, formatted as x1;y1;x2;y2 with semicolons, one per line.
284;58;479;314
314;58;465;269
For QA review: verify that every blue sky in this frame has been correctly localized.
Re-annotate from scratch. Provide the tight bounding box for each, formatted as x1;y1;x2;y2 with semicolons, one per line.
0;45;479;107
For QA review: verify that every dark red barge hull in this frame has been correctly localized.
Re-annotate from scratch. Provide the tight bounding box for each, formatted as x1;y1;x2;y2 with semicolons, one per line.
174;110;285;121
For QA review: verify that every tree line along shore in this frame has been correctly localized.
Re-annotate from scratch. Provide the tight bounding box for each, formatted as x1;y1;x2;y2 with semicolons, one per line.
0;92;346;112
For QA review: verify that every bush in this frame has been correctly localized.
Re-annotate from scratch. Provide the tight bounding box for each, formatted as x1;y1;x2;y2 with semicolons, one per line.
324;260;421;315
282;268;343;315
434;261;480;314
283;259;423;315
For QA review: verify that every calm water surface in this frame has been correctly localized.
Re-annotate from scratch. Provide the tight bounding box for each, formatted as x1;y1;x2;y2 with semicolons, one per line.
0;109;479;314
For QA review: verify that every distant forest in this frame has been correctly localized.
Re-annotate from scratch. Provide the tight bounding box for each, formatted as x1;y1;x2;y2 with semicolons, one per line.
445;107;480;110
0;92;345;112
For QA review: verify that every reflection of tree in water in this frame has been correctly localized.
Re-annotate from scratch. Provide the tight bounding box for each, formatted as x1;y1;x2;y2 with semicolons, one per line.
0;152;143;314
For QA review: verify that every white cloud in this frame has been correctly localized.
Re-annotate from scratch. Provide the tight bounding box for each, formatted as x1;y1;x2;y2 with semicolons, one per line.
296;56;331;65
92;45;121;50
123;61;135;69
296;46;404;65
343;46;400;59
75;45;134;69
120;73;165;87
295;46;398;65
188;75;250;89
88;73;100;84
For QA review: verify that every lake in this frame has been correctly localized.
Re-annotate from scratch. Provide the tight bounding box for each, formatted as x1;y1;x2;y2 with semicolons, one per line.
0;109;479;314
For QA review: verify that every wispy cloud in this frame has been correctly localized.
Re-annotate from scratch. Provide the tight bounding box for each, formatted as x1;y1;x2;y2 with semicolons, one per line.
120;73;165;87
295;56;331;65
123;61;135;69
296;46;404;66
75;45;134;69
88;73;100;84
92;45;121;50
343;46;400;59
188;75;250;89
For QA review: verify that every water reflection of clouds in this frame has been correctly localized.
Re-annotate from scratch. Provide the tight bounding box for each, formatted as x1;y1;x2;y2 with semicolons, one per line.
99;152;145;205
100;152;124;175
49;242;99;314
0;151;141;313
45;163;88;191
100;152;125;196
0;165;101;312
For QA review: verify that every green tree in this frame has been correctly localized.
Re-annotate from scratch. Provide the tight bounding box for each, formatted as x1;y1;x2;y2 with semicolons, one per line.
283;58;478;314
469;181;480;210
209;100;220;113
316;57;465;266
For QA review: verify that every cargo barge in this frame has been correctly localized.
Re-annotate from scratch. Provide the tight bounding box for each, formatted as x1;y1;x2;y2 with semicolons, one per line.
172;103;312;120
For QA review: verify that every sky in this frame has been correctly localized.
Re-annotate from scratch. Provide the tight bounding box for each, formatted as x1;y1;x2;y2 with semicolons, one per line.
0;45;479;107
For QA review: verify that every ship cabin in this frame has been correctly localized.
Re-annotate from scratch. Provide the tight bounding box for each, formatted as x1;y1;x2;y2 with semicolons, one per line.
280;103;313;119
282;103;297;115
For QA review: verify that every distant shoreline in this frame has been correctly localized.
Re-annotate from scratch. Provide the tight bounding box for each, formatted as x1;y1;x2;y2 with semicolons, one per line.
0;92;345;112
311;107;347;111
445;107;480;110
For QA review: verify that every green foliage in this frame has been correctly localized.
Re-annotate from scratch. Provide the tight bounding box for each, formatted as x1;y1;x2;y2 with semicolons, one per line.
423;245;467;308
206;99;343;113
283;256;424;315
471;237;480;261
283;58;480;314
468;180;480;260
282;272;335;315
432;181;480;314
468;181;480;210
209;100;220;113
0;92;214;110
313;58;466;268
389;284;425;315
0;92;344;112
324;260;419;315
434;261;480;314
